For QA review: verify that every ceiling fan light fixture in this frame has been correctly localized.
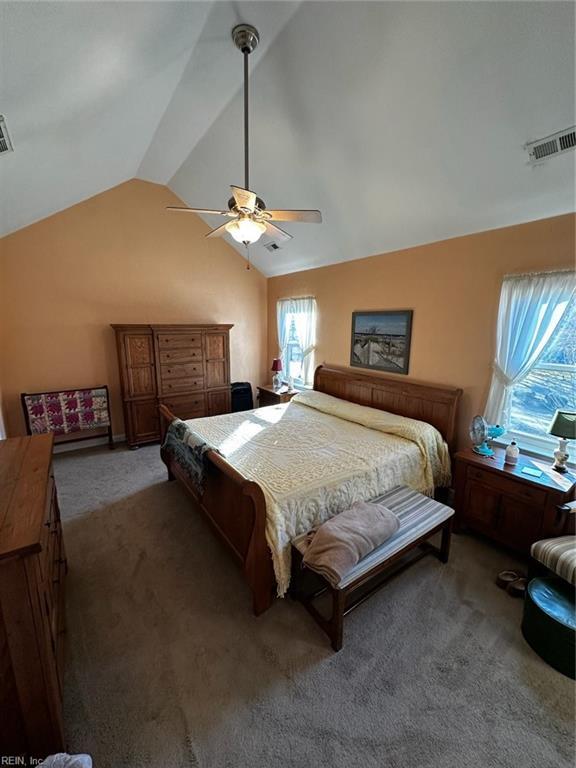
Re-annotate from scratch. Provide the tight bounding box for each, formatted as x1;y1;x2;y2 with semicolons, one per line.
166;24;321;254
225;216;266;244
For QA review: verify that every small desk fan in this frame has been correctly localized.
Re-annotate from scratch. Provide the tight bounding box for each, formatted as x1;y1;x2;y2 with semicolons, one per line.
470;416;505;457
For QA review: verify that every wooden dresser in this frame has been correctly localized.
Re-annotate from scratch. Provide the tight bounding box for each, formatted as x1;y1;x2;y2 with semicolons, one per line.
112;324;233;447
0;434;67;759
454;447;576;553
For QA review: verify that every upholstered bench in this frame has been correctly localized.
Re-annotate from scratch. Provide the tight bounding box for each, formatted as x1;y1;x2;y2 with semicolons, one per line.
530;535;576;586
291;486;454;650
522;531;576;678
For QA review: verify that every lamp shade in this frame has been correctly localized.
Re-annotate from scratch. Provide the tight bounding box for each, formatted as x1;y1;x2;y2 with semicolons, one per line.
548;410;576;440
271;358;283;373
225;217;266;244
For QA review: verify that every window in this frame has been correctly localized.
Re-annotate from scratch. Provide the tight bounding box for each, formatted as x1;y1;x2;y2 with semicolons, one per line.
508;296;575;446
276;297;317;386
485;270;575;457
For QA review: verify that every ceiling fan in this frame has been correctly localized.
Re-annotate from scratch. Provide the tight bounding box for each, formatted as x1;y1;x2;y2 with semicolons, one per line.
167;24;322;247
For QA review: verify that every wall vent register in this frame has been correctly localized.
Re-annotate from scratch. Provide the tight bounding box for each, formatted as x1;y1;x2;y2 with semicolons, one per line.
525;125;576;163
0;115;14;154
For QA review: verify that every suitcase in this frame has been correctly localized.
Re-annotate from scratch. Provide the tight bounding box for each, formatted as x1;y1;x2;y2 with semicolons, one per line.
231;382;254;412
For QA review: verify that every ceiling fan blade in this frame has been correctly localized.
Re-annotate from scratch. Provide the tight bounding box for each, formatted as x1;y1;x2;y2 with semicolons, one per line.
264;209;322;223
167;206;231;216
264;221;293;242
231;185;257;212
205;222;232;239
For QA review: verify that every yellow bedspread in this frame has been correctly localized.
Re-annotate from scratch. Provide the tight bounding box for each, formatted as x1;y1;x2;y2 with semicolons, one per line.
183;390;451;596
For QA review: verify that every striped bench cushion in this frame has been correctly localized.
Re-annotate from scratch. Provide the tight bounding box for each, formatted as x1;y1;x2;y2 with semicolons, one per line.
531;536;576;586
292;486;453;589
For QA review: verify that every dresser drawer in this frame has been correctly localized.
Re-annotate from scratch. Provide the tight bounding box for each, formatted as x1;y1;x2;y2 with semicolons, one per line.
160;348;203;365
162;394;206;419
160;362;203;380
159;349;202;364
157;333;202;350
161;377;204;394
466;466;547;506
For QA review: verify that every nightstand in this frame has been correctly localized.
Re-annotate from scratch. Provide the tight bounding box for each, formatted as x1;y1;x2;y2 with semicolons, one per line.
453;447;576;553
257;384;298;407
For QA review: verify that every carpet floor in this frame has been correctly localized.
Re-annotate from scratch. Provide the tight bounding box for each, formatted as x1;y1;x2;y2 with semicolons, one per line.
54;445;574;768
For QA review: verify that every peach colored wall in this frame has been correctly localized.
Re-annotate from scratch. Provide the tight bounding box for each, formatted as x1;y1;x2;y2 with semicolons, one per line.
0;179;268;437
268;214;575;449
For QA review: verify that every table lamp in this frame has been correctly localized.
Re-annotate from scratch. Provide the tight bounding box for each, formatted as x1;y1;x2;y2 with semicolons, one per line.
271;358;283;391
548;410;576;473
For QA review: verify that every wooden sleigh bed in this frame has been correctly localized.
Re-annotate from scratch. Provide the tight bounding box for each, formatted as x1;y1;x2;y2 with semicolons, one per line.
159;365;462;615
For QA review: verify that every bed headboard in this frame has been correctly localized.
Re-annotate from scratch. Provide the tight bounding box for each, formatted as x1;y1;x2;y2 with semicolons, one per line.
313;365;462;453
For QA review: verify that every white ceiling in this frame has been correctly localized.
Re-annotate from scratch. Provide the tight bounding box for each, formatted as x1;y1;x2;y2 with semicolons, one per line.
0;2;209;236
1;2;574;276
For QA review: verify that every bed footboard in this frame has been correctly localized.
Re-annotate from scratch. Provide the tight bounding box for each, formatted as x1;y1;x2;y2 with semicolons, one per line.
159;405;275;615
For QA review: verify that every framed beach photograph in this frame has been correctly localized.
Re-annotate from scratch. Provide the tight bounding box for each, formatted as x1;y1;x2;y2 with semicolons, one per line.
350;310;413;375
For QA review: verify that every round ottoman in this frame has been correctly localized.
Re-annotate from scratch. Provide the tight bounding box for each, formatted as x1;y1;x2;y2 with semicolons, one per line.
522;576;575;679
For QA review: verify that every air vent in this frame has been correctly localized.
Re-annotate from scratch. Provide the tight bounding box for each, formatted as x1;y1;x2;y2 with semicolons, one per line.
0;115;14;155
525;126;576;164
265;242;282;252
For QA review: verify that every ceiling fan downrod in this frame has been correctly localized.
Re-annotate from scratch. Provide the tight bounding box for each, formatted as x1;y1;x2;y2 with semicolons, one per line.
165;23;321;251
232;24;259;192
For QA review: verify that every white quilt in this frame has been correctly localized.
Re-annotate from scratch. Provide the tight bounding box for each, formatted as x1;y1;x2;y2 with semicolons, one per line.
183;390;451;596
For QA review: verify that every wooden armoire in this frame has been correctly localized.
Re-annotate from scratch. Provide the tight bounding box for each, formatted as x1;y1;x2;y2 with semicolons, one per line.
112;324;233;447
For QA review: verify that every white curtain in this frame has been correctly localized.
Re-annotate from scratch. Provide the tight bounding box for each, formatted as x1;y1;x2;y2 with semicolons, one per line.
276;297;317;385
292;297;317;385
485;271;575;425
276;298;291;369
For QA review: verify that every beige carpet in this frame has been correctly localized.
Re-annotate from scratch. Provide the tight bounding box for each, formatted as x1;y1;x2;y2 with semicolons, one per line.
54;445;574;768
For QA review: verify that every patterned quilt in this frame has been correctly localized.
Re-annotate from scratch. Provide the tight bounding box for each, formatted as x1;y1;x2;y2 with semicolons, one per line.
162;419;219;493
22;388;110;436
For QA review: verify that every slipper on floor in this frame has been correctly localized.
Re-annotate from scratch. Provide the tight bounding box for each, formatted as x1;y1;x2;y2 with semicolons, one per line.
496;570;521;589
506;577;528;598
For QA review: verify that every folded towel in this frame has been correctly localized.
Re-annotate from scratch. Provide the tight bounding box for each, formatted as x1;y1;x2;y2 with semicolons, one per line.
301;501;400;587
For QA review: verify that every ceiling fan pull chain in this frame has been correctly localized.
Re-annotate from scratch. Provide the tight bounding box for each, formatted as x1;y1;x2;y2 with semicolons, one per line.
245;243;251;270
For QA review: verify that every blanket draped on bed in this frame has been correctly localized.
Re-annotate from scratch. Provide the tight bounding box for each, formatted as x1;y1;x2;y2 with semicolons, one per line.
162;419;219;493
172;390;451;596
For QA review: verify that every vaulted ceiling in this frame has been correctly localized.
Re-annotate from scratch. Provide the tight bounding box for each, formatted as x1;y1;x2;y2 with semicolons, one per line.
1;1;574;276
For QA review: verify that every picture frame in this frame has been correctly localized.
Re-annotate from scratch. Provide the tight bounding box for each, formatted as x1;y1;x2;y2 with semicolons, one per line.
350;310;413;375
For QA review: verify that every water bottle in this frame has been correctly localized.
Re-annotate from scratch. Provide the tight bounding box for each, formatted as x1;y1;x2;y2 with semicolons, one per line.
504;441;519;466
